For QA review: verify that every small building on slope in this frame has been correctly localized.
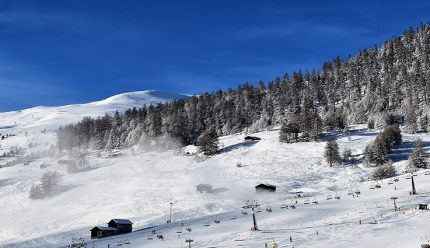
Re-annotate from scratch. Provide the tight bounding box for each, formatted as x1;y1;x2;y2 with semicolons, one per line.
90;218;133;239
255;183;276;193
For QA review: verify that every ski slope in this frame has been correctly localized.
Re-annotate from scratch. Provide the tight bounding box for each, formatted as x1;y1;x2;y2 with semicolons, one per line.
1;117;430;247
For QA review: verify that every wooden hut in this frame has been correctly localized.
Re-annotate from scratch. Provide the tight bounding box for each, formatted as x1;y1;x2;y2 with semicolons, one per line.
108;219;133;234
418;203;428;210
255;183;276;193
90;226;118;239
244;136;261;142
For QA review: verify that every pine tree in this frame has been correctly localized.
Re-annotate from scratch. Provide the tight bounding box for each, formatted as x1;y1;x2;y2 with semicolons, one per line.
408;138;428;169
324;140;341;167
364;136;389;166
197;129;219;155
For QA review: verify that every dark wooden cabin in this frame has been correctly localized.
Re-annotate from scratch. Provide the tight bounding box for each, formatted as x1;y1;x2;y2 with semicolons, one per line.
244;136;261;142
90;226;118;239
255;183;276;193
108;219;133;234
418;203;428;210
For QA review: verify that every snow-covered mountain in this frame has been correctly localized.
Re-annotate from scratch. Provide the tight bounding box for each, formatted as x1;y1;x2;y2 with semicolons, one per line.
1;91;430;248
0;90;189;132
1;122;430;248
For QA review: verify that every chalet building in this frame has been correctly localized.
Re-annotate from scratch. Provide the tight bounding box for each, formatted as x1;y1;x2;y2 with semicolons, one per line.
418;203;428;210
255;183;276;193
244;136;261;142
90;219;133;239
90;226;117;239
108;219;133;234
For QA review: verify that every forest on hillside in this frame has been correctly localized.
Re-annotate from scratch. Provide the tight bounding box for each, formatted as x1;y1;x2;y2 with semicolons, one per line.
57;23;430;152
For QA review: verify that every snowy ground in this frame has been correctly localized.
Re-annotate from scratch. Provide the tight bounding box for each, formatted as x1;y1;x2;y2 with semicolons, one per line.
0;92;429;247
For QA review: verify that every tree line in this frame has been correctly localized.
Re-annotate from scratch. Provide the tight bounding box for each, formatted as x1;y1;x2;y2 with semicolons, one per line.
57;22;430;152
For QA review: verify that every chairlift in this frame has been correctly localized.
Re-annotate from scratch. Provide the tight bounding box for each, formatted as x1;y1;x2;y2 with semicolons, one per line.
231;216;237;220
147;235;154;240
347;189;353;195
266;204;273;212
326;194;333;200
369;184;376;190
214;217;221;224
394;177;399;182
186;226;192;232
375;182;382;189
304;198;310;204
124;239;130;245
388;179;394;185
204;223;211;227
312;197;318;204
176;228;183;233
413;172;418;176
425;170;430;175
406;174;411;179
241;211;248;215
355;188;361;195
117;241;123;246
335;193;341;200
256;208;263;213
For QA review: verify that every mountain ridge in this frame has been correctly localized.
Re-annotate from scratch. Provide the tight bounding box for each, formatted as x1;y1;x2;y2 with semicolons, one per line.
0;90;188;132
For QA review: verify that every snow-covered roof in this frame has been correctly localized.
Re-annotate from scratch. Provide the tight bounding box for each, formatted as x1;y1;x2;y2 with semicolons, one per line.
91;226;117;231
109;219;133;225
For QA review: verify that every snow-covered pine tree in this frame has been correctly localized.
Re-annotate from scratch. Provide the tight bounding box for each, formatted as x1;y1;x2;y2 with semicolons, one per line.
197;129;219;156
408;138;428;169
324;140;341;167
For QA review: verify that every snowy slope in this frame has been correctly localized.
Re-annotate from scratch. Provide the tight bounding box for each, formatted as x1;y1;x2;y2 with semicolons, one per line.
1;123;430;248
0;90;188;132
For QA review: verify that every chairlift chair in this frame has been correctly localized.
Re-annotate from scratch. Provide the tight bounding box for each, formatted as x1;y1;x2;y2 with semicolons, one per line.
388;179;394;185
369;184;376;189
355;187;361;195
147;235;154;240
406;174;412;179
204;223;211;227
425;170;430;175
335;193;341;200
347;189;353;195
266;204;273;212
176;228;183;233
304;198;310;204
326;194;333;200
375;182;382;189
186;226;192;232
256;207;263;213
124;239;130;245
312;196;318;204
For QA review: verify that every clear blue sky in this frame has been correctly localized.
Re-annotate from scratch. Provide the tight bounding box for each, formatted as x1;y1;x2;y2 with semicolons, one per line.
1;0;430;111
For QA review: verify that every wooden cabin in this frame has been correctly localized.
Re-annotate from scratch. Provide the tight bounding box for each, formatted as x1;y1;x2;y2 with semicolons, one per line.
90;219;133;239
244;136;261;142
90;226;118;239
108;219;133;234
418;203;428;210
255;183;276;193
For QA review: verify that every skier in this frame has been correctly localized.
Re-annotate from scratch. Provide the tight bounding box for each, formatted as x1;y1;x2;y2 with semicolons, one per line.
290;236;292;242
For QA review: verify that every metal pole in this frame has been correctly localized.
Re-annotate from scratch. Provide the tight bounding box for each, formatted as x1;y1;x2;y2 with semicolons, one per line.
169;202;173;223
252;206;258;231
391;196;398;211
411;174;416;195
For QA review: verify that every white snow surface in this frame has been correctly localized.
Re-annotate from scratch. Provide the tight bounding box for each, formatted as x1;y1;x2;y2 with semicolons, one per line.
1;94;430;248
0;90;188;132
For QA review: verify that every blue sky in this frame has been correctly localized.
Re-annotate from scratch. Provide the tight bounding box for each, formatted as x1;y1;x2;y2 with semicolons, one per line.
0;0;430;111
